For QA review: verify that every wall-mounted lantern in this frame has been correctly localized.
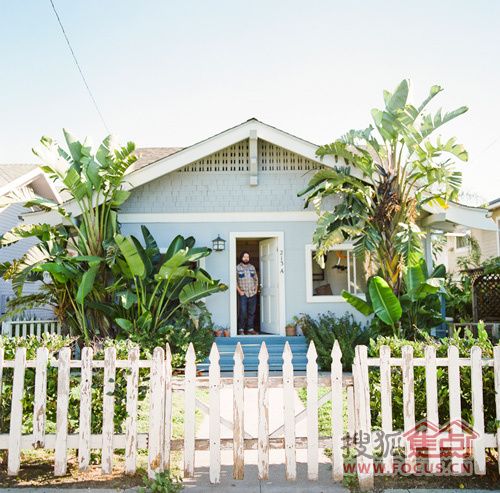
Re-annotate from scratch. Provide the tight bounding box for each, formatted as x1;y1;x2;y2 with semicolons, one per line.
212;234;226;252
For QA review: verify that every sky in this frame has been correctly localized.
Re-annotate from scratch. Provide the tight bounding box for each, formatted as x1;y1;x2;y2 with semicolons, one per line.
1;0;499;201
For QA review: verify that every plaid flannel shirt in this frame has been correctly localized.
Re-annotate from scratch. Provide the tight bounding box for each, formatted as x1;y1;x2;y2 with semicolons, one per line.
236;262;258;297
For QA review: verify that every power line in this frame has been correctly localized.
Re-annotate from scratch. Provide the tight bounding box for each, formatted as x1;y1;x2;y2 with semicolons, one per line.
48;0;110;133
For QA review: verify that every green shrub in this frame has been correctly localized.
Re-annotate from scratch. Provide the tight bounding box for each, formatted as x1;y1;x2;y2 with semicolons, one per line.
296;312;370;370
142;470;183;493
368;325;497;433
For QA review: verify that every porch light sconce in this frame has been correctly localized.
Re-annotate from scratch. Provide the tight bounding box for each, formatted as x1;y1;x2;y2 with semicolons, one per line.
212;234;226;252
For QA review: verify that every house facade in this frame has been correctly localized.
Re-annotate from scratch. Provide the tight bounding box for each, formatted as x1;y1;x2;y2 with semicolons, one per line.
118;119;367;336
21;119;494;336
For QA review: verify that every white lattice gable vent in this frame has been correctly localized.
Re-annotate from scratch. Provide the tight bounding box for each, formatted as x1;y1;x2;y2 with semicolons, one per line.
178;139;324;173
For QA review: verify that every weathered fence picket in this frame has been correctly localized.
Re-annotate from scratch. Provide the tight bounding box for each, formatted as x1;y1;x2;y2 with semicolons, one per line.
233;343;245;480
163;344;173;470
282;342;296;480
33;347;48;449
148;347;166;478
102;347;116;474
125;346;139;474
78;347;92;471
183;343;196;478
0;341;497;491
7;347;26;476
330;340;343;481
257;342;270;480
54;347;70;476
209;343;221;484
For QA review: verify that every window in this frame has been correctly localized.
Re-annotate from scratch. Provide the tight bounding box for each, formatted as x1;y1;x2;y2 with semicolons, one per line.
305;244;367;302
455;232;471;253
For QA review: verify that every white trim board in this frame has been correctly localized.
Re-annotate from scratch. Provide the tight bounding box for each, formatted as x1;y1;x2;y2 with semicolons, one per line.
229;231;285;337
119;211;317;223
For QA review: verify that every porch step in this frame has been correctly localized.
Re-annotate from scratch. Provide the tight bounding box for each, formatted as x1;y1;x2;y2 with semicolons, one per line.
198;335;309;372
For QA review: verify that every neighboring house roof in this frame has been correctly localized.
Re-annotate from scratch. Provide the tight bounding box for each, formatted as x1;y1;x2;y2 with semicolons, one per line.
488;197;500;211
0;164;38;186
0;164;61;203
421;200;497;232
18;118;496;233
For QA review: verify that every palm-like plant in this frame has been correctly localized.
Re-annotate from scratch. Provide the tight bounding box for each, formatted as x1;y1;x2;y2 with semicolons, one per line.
299;80;467;296
0;131;137;341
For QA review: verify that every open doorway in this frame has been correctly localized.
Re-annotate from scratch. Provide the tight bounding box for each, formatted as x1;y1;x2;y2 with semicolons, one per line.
229;232;285;336
236;238;262;332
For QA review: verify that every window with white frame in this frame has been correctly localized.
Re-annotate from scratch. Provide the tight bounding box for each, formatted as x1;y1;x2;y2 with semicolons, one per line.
497;218;500;256
305;244;367;302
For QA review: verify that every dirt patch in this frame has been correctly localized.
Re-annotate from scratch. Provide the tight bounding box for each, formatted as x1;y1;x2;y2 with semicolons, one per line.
0;450;145;489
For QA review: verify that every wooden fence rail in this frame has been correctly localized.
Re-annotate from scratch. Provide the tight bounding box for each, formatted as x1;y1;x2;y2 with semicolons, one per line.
0;341;498;490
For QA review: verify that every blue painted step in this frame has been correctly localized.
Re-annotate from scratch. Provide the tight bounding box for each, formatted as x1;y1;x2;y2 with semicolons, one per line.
198;335;309;372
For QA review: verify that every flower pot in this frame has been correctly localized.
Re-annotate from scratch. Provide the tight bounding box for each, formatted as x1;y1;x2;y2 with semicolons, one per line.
223;329;230;337
285;324;296;337
214;329;223;337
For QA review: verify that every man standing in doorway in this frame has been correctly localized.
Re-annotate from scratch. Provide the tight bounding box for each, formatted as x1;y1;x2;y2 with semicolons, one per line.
236;251;258;335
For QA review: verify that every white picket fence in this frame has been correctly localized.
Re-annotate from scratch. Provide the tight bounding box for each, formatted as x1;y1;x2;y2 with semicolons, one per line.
0;342;499;490
1;319;61;338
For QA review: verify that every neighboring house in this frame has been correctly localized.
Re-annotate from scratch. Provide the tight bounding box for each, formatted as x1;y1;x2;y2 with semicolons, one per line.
22;119;494;336
0;164;60;318
438;198;500;276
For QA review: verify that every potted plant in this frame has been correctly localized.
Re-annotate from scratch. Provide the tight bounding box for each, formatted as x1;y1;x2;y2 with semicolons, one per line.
213;325;223;337
223;327;230;337
285;321;296;337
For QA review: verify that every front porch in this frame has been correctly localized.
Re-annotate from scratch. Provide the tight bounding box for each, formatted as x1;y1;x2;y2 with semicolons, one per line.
198;335;308;372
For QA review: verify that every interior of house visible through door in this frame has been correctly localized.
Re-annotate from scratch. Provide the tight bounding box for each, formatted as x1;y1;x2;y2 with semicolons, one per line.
230;233;284;336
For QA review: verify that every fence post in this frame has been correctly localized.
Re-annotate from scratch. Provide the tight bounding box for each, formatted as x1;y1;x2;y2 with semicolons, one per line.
8;347;26;475
33;347;49;449
353;345;373;491
184;343;196;478
148;347;166;478
78;347;93;471
331;340;343;481
306;341;318;481
54;347;70;476
282;342;296;481
233;343;245;480
125;346;140;474
257;342;269;480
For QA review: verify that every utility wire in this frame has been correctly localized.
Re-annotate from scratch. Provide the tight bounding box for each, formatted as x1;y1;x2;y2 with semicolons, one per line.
49;0;110;133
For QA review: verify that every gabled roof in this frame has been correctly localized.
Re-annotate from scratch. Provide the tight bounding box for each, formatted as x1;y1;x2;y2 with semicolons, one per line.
123;118;345;191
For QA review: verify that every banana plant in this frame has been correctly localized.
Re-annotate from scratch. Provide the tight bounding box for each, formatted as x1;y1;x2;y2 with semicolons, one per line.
299;80;467;297
342;257;446;337
0;131;137;341
100;226;227;342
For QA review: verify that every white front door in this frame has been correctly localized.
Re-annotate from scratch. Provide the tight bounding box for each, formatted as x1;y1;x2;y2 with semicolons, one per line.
259;238;280;334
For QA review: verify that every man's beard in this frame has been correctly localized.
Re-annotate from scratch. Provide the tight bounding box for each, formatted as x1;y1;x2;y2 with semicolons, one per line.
242;259;250;264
